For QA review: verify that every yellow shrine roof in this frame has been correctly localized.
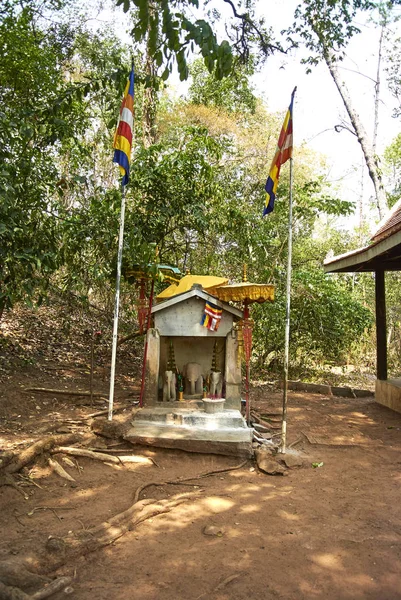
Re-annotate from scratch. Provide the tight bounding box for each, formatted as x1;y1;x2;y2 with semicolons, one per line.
207;282;275;304
156;275;228;300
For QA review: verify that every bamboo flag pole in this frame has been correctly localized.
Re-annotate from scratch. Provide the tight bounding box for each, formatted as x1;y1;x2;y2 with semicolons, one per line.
262;87;296;450
280;154;294;453
108;183;127;421
108;64;135;421
280;87;297;453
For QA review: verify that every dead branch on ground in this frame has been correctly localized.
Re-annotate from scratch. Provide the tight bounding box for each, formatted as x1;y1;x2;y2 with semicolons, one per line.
24;388;105;398
86;407;125;419
133;460;248;502
196;573;244;599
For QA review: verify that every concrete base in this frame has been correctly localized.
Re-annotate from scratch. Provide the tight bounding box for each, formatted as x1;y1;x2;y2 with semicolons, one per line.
376;379;401;414
125;405;253;458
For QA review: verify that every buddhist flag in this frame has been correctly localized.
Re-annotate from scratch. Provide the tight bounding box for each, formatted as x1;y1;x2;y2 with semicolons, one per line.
113;66;134;186
263;89;295;216
201;301;222;332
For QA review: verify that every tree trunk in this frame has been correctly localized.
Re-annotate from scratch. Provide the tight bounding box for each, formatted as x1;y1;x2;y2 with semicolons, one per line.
323;49;388;219
142;4;158;148
373;24;384;155
0;296;6;323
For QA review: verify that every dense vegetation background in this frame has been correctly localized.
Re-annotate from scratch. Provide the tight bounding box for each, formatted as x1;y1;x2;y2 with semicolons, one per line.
1;0;401;383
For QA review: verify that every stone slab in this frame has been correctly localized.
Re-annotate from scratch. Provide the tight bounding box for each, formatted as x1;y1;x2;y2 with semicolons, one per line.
278;380;374;399
331;385;356;398
125;420;253;457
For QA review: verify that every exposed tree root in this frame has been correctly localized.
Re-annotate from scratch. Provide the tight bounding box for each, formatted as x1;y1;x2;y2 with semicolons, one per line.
52;446;121;465
40;493;197;573
48;459;75;482
21;461;247;576
0;474;29;499
0;562;50;591
2;434;81;475
251;410;281;430
0;576;71;600
2;441;248;597
53;446;156;467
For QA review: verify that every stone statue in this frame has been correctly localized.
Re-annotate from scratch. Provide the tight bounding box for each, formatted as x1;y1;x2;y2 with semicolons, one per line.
183;362;203;396
163;370;176;402
209;371;223;397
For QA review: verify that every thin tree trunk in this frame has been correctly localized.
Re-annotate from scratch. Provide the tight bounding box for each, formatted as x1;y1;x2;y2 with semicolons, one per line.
323;49;388;219
143;4;158;148
0;296;5;323
373;24;384;155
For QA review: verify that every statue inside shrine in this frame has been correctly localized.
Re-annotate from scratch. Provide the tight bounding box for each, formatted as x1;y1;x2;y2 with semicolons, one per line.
183;362;204;396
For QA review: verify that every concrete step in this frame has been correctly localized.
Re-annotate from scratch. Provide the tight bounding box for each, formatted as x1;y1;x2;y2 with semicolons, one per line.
134;408;246;429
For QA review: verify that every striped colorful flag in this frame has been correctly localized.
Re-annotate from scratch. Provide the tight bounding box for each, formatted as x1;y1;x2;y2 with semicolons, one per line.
113;66;135;186
201;301;222;332
263;89;295;216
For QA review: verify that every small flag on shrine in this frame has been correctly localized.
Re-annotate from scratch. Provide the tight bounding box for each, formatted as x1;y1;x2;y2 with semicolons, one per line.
201;301;222;331
263;88;295;216
113;66;135;186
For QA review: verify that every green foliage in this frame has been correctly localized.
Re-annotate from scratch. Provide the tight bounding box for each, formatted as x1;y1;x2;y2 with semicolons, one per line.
189;58;257;114
116;0;277;80
0;2;77;311
384;132;401;206
128;124;224;248
0;0;136;311
287;0;376;68
252;269;373;371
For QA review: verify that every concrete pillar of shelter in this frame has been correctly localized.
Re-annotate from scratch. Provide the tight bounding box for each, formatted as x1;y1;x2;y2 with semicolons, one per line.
375;269;387;381
144;328;160;406
225;329;241;410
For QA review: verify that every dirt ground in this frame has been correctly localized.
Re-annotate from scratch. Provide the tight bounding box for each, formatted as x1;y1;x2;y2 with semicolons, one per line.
1;364;401;600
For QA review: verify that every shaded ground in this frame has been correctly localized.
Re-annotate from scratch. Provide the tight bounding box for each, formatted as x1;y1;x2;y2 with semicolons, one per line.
1;379;401;600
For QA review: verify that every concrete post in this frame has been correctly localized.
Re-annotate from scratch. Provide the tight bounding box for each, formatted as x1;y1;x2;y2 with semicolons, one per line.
225;330;241;410
144;328;160;406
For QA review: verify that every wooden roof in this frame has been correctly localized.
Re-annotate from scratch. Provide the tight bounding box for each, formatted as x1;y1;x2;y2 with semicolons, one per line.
372;198;401;243
324;200;401;273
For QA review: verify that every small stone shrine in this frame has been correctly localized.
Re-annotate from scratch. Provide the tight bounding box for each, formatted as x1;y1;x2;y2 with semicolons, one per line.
145;284;243;408
125;281;253;457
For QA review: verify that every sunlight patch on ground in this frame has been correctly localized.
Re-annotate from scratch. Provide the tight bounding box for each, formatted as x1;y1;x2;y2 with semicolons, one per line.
202;496;234;512
240;504;260;514
349;412;371;419
347;574;377;587
276;509;300;521
132;494;235;535
311;552;344;571
227;481;276;492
